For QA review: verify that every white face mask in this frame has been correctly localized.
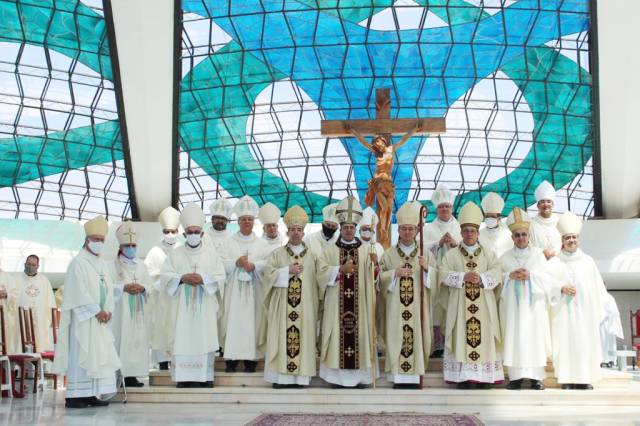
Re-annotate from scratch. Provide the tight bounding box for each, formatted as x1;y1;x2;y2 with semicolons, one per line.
484;217;499;229
163;234;177;245
185;234;202;247
87;240;104;255
360;230;372;240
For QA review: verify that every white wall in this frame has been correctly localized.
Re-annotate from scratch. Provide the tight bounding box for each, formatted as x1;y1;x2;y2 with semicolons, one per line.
597;0;640;219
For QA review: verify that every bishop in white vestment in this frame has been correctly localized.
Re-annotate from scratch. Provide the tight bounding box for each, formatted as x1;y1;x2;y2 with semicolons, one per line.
162;204;226;388
360;207;386;350
479;192;512;259
16;255;57;352
219;195;272;373
204;197;233;253
0;267;20;354
303;203;339;258
441;202;504;389
53;216;120;409
145;207;181;370
499;208;555;390
552;212;607;389
259;202;284;251
529;181;562;259
110;222;151;387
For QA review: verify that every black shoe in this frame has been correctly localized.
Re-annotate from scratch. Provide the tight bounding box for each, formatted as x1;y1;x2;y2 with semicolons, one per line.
430;349;444;358
392;383;422;390
65;398;89;409
530;380;545;390
476;383;492;390
124;377;144;387
158;361;170;371
86;396;109;407
243;360;258;373
575;384;593;390
204;381;214;388
456;381;471;389
506;379;522;390
225;360;238;373
561;383;573;390
272;383;287;389
176;382;190;388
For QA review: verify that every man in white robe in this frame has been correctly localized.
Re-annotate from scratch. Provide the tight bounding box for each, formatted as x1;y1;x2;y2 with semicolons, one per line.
441;202;504;389
553;212;607;390
0;266;20;354
219;195;271;373
204;197;234;253
319;196;378;388
16;255;57;352
304;203;339;258
499;208;554;390
423;184;460;357
259;202;284;251
380;201;436;388
110;222;151;387
53;216;120;409
145;206;181;370
479;192;512;258
162;204;226;388
529;181;562;260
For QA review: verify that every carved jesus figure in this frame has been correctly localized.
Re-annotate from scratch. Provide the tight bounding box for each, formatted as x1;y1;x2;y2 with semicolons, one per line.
347;123;420;248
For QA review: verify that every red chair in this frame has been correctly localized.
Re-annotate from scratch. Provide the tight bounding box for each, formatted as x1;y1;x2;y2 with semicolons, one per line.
630;310;640;368
2;307;40;398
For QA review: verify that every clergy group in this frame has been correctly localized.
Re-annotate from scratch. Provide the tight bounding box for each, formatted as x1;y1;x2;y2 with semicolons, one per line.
1;180;621;409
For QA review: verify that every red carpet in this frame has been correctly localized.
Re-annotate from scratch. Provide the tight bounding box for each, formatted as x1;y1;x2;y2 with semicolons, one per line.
246;412;483;425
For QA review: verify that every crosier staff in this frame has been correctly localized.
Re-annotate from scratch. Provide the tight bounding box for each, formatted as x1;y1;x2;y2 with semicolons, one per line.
418;204;428;389
369;238;378;389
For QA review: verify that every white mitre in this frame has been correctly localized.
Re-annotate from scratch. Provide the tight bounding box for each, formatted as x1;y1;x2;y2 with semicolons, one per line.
481;192;505;215
431;184;455;207
361;207;379;228
116;221;138;245
557;211;583;236
284;205;308;228
506;207;531;232
535;180;556;203
159;206;180;229
336;196;363;225
84;215;109;237
458;202;483;227
258;202;281;225
322;203;339;224
210;197;233;219
396;201;421;226
181;204;205;229
234;195;259;219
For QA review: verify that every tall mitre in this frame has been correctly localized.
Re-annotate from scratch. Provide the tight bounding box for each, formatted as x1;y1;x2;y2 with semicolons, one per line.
481;192;505;215
395;201;421;226
322;203;338;223
116;221;137;245
159;207;180;229
259;202;281;225
84;215;109;237
335;195;363;225
506;207;531;231
535;180;556;203
284;205;308;228
557;211;583;236
234;195;259;218
210;197;233;219
457;201;483;227
181;203;205;228
431;184;455;207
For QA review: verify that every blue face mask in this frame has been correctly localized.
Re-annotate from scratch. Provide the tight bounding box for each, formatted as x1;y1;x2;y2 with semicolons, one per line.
121;246;137;259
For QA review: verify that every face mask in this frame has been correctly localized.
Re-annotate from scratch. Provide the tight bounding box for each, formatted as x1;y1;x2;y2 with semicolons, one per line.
87;240;104;255
24;266;37;275
322;224;337;239
185;233;202;247
163;234;177;245
121;246;137;259
360;230;372;240
484;217;499;229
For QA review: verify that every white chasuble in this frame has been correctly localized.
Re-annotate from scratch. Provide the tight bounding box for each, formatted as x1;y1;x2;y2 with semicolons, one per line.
162;243;225;382
53;249;121;398
219;232;271;361
260;243;328;385
16;273;57;352
422;218;461;327
204;228;231;253
145;241;178;363
553;249;607;385
0;270;20;354
319;238;377;387
499;247;555;380
110;257;152;378
304;230;338;259
441;244;504;384
263;233;284;252
529;215;562;253
479;223;512;259
380;243;435;384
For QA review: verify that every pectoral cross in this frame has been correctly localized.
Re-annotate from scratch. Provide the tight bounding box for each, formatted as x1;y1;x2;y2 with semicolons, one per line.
192;264;198;274
345;254;354;279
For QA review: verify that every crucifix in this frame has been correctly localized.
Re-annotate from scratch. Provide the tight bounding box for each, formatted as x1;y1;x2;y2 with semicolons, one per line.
321;88;446;249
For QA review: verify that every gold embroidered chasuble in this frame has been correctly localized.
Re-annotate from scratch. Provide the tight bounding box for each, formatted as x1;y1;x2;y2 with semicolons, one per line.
380;244;436;376
441;245;502;365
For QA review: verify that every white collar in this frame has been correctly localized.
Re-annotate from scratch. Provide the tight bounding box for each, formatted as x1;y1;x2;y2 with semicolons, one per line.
513;246;530;256
399;242;416;254
236;231;256;241
462;243;479;253
340;238;358;245
287;243;304;254
436;216;454;225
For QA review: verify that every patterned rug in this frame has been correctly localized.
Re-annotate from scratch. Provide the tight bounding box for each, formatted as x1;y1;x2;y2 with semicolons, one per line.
245;413;483;425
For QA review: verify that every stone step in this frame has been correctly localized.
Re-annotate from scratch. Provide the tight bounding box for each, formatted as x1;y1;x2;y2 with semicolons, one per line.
115;382;640;405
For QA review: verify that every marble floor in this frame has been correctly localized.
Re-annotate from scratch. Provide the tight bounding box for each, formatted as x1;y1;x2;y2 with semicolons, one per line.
2;389;640;426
